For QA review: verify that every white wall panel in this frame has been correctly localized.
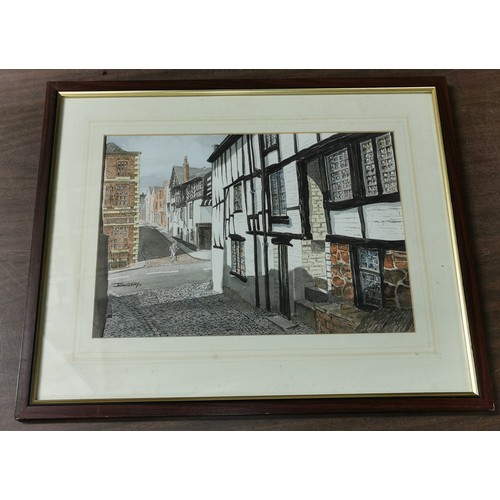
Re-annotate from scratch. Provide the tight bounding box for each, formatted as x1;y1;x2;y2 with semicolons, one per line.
363;202;405;241
330;207;363;238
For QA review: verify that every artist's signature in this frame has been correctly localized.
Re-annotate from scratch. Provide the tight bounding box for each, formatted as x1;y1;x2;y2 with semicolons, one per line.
112;282;142;288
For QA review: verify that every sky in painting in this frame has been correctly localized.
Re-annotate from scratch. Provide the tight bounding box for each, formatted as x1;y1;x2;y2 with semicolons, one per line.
106;135;227;192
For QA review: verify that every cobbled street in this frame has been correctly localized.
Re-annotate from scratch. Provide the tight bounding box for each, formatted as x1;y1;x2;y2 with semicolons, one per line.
103;282;315;337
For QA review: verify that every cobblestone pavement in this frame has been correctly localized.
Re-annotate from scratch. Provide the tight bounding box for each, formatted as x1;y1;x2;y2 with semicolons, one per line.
103;282;315;337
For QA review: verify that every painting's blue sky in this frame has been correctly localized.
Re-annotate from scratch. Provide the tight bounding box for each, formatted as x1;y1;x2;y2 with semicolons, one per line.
107;135;226;192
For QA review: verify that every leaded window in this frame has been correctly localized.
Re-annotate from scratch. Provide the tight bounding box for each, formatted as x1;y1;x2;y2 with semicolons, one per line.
357;247;383;308
326;148;353;202
376;133;398;194
231;239;245;277
263;134;278;150
113;185;129;207
233;183;242;212
270;169;287;216
113;226;129;250
117;160;129;176
360;140;378;197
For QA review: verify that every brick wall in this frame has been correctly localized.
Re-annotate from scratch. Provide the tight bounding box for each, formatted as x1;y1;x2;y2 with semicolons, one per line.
103;223;138;269
103;150;140;269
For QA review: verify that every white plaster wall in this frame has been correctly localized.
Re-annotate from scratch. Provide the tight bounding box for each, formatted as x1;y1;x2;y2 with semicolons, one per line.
264;149;279;167
320;132;337;141
271;210;302;234
363;202;405;241
212;247;224;292
296;133;319;151
232;212;247;237
248;135;261;171
282;162;299;207
199;205;211;224
253;176;263;213
330;207;363;238
287;238;303;271
214;205;221;243
243;236;255;278
279;134;296;159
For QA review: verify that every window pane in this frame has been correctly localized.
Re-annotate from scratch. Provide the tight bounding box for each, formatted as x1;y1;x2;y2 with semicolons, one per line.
231;240;237;273
357;247;382;308
231;240;245;276
113;226;129;250
117;160;128;176
270;170;287;216
358;247;380;272
114;185;129;206
360;140;378;197
359;271;383;307
239;241;245;276
376;133;398;194
234;183;242;211
326;148;353;202
264;134;278;149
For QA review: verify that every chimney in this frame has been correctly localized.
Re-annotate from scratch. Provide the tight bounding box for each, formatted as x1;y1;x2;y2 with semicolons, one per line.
183;156;189;182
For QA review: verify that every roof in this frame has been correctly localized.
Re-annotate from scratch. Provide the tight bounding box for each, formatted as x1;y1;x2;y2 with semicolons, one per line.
171;165;211;185
207;135;242;163
106;142;141;155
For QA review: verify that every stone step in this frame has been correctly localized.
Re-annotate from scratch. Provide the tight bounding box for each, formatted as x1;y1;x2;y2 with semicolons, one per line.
267;314;298;331
294;299;317;329
304;285;328;303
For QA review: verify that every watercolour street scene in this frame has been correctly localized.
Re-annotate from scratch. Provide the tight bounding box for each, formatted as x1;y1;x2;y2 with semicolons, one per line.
93;132;415;338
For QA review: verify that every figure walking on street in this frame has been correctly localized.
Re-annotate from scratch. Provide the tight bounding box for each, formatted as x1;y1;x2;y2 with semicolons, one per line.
170;242;179;261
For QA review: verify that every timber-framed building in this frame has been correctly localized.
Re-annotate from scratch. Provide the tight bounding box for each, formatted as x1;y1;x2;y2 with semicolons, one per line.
209;132;414;333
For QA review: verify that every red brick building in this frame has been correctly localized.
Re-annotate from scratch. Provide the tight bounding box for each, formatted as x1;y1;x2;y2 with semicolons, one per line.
103;142;141;269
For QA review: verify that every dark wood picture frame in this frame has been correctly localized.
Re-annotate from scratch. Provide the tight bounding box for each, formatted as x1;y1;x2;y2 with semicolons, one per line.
15;77;494;420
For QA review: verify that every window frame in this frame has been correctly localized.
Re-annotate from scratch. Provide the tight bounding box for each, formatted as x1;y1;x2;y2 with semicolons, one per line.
352;245;385;311
116;160;129;177
269;168;288;221
324;133;400;210
112;225;129;251
262;133;279;153
229;235;247;281
233;182;243;213
113;184;130;208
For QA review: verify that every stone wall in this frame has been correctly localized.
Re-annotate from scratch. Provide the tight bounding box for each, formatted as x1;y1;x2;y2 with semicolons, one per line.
329;242;354;304
383;250;412;308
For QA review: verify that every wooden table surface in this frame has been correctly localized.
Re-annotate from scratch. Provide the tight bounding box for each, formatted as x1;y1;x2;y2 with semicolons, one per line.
1;69;499;430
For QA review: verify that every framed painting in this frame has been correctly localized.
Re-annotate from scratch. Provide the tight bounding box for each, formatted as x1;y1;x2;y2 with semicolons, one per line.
15;77;493;419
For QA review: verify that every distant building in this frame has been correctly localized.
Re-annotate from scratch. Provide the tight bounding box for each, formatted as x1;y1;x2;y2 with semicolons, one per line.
145;185;165;226
103;142;141;269
139;192;146;221
209;133;413;333
162;179;171;230
169;156;212;250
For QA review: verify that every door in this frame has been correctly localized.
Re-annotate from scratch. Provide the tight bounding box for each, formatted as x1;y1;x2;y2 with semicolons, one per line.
197;225;212;250
278;244;291;319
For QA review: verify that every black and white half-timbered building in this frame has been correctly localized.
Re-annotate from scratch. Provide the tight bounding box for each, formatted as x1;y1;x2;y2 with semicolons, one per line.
209;132;414;334
169;157;213;251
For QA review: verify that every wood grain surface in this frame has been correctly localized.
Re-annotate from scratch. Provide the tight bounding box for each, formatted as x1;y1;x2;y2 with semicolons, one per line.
1;69;499;430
